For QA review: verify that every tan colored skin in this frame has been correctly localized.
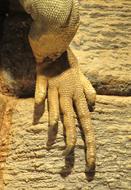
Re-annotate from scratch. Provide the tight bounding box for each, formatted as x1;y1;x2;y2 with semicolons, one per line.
34;47;96;177
0;0;96;182
22;0;96;177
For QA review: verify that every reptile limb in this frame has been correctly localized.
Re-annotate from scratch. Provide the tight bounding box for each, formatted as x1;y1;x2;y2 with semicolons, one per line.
34;48;96;177
20;0;96;177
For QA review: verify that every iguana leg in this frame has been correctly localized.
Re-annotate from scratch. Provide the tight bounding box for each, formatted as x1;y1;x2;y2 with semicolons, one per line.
20;0;96;178
38;49;96;176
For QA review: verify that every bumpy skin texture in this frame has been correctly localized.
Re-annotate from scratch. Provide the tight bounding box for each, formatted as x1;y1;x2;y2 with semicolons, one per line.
35;48;96;179
0;0;96;180
20;0;80;62
20;0;96;177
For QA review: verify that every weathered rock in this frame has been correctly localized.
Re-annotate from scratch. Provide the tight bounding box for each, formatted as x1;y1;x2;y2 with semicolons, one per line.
71;0;131;96
1;95;130;190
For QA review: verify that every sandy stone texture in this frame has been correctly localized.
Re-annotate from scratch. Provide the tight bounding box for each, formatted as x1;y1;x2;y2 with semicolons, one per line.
71;0;131;95
2;96;131;190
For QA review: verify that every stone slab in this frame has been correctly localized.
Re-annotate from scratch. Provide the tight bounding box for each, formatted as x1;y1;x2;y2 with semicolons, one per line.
1;95;131;190
71;0;131;95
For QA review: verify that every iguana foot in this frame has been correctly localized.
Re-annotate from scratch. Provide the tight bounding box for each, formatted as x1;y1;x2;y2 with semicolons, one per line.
34;49;96;176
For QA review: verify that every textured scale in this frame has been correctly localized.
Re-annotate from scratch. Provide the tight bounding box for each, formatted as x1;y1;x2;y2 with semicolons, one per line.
20;0;96;178
0;0;96;182
20;0;80;63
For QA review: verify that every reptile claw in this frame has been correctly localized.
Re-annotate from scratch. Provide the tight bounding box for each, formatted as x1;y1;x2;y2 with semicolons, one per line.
88;102;95;112
85;161;96;181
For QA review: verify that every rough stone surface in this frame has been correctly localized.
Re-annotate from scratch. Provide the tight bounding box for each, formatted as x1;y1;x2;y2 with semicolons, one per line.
71;0;131;95
2;95;131;190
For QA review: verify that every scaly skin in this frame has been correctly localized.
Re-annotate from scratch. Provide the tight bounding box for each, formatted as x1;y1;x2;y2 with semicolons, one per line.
21;0;96;178
35;47;96;178
0;0;96;180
